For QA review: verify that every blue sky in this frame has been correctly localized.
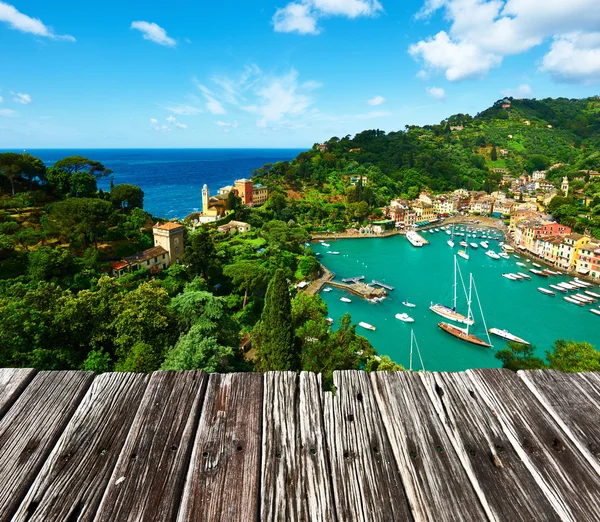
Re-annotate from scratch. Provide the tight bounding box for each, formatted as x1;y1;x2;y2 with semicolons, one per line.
1;0;599;148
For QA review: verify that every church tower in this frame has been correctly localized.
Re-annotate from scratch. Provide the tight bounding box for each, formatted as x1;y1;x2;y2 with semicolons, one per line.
561;176;569;197
202;184;210;214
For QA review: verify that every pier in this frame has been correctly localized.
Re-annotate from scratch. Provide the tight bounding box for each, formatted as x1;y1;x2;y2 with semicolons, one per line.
327;281;387;299
342;276;365;283
371;280;394;291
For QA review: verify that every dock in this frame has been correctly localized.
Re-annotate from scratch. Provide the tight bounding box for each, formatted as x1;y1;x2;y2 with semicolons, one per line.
328;281;387;299
0;368;599;521
371;280;394;291
342;275;365;283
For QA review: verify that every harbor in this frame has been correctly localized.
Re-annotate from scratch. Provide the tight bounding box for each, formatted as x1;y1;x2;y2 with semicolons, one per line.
311;229;599;371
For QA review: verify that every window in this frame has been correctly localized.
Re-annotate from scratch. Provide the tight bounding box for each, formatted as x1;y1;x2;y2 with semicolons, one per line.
163;263;167;269
175;246;179;254
147;260;150;265
154;257;158;262
162;254;166;259
174;238;179;245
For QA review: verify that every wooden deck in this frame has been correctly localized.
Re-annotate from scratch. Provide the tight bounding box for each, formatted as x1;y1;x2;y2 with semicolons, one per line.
0;368;599;521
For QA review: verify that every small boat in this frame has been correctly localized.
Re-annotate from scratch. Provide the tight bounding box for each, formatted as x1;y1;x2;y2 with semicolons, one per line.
322;242;330;247
359;321;376;331
402;301;416;308
542;270;556;276
488;328;530;345
438;322;491;348
457;250;469;260
395;313;414;323
327;251;339;255
585;290;600;298
591;309;600;316
517;272;532;280
480;241;489;249
530;269;548;277
447;239;455;248
571;295;589;304
502;273;519;281
538;288;555;296
446;230;452;235
326;317;334;325
513;255;520;259
516;262;527;267
532;263;542;268
575;293;594;303
340;297;351;303
564;296;584;306
470;242;478;249
486;250;500;260
460;241;468;247
499;253;510;259
558;282;577;290
323;287;332;292
550;284;567;293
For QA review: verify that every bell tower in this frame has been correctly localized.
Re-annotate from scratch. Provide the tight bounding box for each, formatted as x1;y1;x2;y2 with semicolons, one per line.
561;176;569;197
202;184;210;214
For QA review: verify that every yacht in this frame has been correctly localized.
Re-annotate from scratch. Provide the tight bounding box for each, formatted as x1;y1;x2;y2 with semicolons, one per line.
457;249;469;260
429;256;474;325
406;230;424;247
480;240;489;249
488;328;530;345
470;242;478;249
395;313;414;323
359;321;376;331
485;250;500;260
447;238;455;248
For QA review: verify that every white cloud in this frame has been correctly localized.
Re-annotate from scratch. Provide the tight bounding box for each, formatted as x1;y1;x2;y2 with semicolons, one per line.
426;86;446;99
150;118;170;131
0;96;3;103
131;21;176;47
216;120;239;128
501;83;532;97
416;70;429;80
163;104;202;116
166;115;176;123
273;0;382;35
0;1;75;41
541;33;600;83
195;83;226;114
12;92;31;104
367;95;385;106
174;122;187;129
411;0;600;83
0;108;17;117
162;115;187;129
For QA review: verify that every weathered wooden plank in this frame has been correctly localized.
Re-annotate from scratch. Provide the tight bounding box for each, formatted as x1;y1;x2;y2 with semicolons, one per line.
12;372;148;522
0;371;94;522
324;370;411;522
0;368;36;420
94;371;207;522
371;371;488;522
177;372;262;522
468;368;600;522
260;372;336;522
519;370;600;468
421;371;560;521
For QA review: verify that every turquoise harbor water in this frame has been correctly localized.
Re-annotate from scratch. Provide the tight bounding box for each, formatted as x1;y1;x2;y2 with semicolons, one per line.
315;228;600;371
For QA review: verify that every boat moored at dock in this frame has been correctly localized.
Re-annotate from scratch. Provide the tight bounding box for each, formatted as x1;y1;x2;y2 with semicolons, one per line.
488;328;530;345
538;287;555;296
564;296;584;305
406;230;425;247
485;250;500;259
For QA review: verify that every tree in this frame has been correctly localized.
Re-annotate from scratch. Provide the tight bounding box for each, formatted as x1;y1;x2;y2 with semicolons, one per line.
183;228;218;280
53;156;113;179
254;269;297;371
546;340;600;372
111;184;145;211
223;260;268;308
364;355;404;372
0;152;44;196
491;146;498;161
70;171;97;197
495;342;546;371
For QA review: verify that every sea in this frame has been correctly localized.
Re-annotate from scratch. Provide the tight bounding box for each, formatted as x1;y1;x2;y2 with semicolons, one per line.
315;230;600;371
25;149;304;218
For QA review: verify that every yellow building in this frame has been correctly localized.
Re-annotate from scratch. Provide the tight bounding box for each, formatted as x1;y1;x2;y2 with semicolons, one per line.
252;184;269;206
558;233;590;270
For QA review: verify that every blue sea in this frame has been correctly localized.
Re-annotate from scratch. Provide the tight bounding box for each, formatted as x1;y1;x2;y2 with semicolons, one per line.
24;149;304;218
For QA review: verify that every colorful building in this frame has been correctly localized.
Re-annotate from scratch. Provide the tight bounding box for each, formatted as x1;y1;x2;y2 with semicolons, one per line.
576;241;600;279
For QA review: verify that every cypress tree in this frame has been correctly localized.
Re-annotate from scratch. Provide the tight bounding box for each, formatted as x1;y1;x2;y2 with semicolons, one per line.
491;146;498;161
255;269;297;371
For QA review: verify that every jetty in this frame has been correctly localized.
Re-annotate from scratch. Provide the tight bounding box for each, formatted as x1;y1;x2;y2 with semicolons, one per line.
328;281;387;299
342;275;365;283
0;368;599;520
371;280;394;291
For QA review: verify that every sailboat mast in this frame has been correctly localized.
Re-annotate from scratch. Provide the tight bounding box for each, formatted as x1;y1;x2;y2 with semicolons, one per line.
409;330;413;372
453;255;457;310
466;274;473;334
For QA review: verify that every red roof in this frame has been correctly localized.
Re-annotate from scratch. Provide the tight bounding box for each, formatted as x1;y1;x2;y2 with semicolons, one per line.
111;261;129;271
153;222;184;231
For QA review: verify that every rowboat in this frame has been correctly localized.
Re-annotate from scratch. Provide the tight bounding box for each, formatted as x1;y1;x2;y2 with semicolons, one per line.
564;296;583;306
550;284;567;293
591;309;600;316
488;328;530;345
359;321;376;331
530;269;547;277
517;272;531;280
585;290;600;299
538;288;555;296
395;313;414;323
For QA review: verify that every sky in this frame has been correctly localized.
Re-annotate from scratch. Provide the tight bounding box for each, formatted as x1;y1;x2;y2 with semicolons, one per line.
1;0;599;148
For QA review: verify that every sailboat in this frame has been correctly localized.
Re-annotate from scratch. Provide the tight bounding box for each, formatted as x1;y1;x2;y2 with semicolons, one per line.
438;273;492;348
409;329;425;372
447;224;455;247
457;242;469;260
430;256;474;325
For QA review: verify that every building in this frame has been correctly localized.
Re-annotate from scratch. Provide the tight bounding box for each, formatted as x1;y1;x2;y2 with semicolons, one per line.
418;191;433;205
469;197;494;215
235;179;254;206
493;199;514;217
557;233;590;270
217;220;251;235
201;184;228;221
514;218;571;254
433;196;457;215
411;200;436;222
111;221;185;277
532;171;547;181
562;177;569;197
575;241;600;278
252;183;269;206
388;199;416;228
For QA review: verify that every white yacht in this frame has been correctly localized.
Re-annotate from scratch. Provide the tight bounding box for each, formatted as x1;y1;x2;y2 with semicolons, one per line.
395;313;414;323
486;250;500;259
340;297;351;303
488;328;530;345
406;230;425;247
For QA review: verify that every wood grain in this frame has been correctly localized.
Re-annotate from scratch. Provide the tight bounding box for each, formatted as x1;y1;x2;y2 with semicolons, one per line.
422;371;560;521
177;372;263;522
95;371;207;522
0;371;93;522
325;370;411;522
0;368;36;420
468;368;600;522
12;372;148;522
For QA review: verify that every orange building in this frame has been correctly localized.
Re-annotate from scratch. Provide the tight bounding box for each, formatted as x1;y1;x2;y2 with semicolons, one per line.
235;178;254;206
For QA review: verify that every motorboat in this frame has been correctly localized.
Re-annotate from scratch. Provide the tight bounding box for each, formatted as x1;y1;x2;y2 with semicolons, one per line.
516;262;527;267
498;252;510;259
565;296;585;305
591;309;600;316
488;328;530;345
485;250;500;260
323;287;332;292
530;269;548;277
395;313;414;323
447;239;455;248
406;230;425;247
359;321;376;331
480;241;489;249
538;287;555;296
532;263;542;268
517;272;531;280
322;242;330;247
502;273;519;281
402;301;416;308
327;251;339;255
585;290;600;299
460;241;468;247
550;284;567;293
340;297;351;303
470;242;478;249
